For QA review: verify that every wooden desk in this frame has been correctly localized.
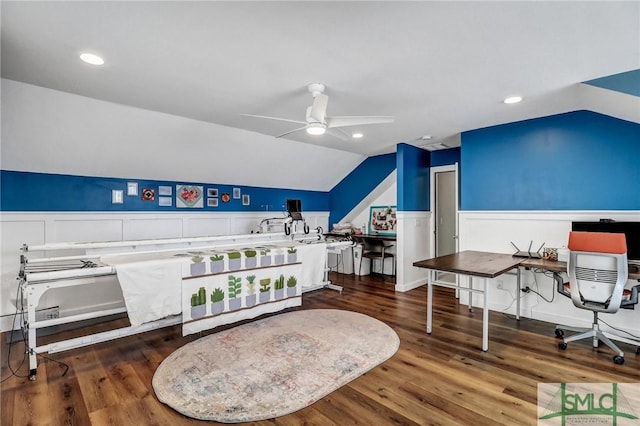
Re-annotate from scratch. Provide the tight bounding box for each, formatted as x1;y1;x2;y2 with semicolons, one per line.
520;257;640;280
413;251;523;351
352;233;396;242
517;257;640;319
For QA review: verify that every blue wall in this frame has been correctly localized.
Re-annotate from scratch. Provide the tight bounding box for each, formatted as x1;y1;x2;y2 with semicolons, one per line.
328;153;396;225
0;170;329;213
461;111;640;210
432;147;460;167
397;143;430;211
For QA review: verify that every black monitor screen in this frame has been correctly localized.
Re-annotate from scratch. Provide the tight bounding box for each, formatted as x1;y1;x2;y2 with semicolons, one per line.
571;221;640;262
286;199;302;221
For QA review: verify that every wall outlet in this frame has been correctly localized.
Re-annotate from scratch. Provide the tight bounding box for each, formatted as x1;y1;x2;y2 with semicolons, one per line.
496;280;504;289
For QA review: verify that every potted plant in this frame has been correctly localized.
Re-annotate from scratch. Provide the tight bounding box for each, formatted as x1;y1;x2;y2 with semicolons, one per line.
210;287;224;315
287;247;297;263
260;248;271;266
227;251;242;271
286;276;298;297
259;278;271;303
274;274;285;299
244;249;257;268
274;248;285;265
190;255;206;276
228;275;242;310
245;275;256;307
190;286;206;318
209;253;224;274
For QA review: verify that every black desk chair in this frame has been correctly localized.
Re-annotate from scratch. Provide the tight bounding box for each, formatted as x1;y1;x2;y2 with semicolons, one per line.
355;237;395;277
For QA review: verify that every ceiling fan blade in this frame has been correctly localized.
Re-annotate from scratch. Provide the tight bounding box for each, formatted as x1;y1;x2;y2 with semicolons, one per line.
326;116;394;128
276;126;308;138
309;93;328;123
326;127;349;141
241;114;307;125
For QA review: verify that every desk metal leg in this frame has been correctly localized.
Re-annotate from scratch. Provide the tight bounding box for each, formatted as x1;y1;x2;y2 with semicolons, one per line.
468;275;473;312
482;277;489;351
516;267;521;320
427;270;433;334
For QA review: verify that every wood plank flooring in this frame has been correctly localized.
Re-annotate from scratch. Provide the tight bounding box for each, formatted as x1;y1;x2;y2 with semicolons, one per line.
3;272;640;425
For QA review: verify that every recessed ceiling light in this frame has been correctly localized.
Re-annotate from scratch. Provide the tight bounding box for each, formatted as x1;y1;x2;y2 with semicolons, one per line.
80;53;104;65
503;96;523;104
352;132;363;139
420;135;433;140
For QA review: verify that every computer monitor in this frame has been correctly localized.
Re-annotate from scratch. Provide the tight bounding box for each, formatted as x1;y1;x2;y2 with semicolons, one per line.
286;199;303;221
571;221;640;263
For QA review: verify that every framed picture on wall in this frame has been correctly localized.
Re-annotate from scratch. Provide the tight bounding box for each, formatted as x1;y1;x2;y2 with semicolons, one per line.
368;206;397;235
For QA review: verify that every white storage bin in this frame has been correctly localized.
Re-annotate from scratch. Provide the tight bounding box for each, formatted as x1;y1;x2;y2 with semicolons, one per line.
327;246;354;274
352;244;371;276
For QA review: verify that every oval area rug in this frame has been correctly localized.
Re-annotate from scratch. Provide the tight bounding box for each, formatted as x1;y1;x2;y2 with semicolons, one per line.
152;309;400;422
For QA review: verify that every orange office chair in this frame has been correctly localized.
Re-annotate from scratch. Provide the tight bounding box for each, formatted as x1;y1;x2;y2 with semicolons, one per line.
555;231;639;364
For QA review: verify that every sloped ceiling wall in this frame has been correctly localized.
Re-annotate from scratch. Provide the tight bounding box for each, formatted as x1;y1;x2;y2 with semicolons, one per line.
1;79;365;193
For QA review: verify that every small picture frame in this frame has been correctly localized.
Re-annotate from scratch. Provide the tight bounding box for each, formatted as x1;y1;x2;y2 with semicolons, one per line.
158;185;172;196
142;188;155;201
242;194;250;206
233;187;241;199
207;188;218;198
127;182;138;196
158;196;172;207
207;198;219;207
112;189;124;204
368;205;397;235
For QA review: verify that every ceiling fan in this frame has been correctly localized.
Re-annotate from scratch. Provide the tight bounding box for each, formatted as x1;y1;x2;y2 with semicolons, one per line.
241;83;394;141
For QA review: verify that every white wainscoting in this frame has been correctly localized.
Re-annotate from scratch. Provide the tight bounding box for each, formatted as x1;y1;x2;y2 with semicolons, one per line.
396;211;432;292
458;210;640;337
0;211;329;331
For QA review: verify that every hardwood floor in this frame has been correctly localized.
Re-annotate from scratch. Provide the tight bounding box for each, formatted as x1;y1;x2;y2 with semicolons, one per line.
3;272;640;425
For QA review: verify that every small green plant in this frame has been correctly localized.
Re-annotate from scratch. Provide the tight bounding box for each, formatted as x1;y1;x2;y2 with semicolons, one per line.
210;287;224;303
246;275;256;295
228;275;242;298
287;247;297;254
274;274;285;290
227;251;241;260
191;255;204;263
259;278;271;292
210;254;224;261
286;276;297;288
244;250;257;258
260;248;271;255
191;286;206;306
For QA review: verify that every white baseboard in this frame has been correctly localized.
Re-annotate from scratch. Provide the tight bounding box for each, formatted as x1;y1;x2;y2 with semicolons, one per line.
395;279;426;293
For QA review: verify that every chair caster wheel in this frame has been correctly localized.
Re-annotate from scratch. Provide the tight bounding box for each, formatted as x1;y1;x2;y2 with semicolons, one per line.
558;342;567;350
613;355;625;365
555;329;564;338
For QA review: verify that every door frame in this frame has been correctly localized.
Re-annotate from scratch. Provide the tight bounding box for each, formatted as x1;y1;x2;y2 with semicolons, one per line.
429;163;459;258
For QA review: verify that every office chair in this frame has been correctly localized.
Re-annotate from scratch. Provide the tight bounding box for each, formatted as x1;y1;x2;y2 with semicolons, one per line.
555;231;639;364
355;237;395;278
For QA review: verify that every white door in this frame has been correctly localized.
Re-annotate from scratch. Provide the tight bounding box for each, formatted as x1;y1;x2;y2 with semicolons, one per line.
436;170;457;257
430;163;459;283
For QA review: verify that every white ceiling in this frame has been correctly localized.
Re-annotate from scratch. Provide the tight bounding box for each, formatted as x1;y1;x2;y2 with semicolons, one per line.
2;1;639;156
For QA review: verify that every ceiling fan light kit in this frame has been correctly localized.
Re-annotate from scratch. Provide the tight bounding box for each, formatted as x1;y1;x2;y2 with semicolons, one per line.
242;83;394;141
306;123;326;136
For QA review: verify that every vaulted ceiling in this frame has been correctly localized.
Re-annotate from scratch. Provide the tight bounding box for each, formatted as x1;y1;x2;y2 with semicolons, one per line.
2;1;638;156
